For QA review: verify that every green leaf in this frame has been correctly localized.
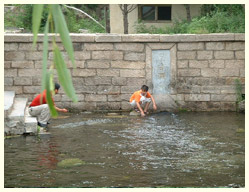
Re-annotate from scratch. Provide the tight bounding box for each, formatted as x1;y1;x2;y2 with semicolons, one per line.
46;72;58;117
41;18;49;93
32;4;44;46
52;4;75;68
53;45;78;102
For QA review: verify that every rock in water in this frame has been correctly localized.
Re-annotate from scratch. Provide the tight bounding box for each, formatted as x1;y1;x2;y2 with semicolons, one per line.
129;110;140;116
57;158;85;168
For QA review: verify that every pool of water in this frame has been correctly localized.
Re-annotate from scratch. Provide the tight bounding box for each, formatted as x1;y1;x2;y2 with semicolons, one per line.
4;111;245;188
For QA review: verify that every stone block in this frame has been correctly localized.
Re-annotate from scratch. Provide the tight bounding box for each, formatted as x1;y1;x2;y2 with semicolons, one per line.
4;43;18;51
219;68;240;77
87;60;110;68
114;43;144;52
206;42;225;50
177;60;188;68
12;61;34;68
211;94;236;102
234;33;245;41
38;43;64;51
122;34;160;42
197;51;213;60
226;42;245;50
177;51;196;60
121;86;140;94
97;69;119;77
23;86;41;94
178;42;204;50
201;68;219;77
85;76;112;85
67;60;85;68
220;86;236;94
108;95;122;102
74;51;91;60
18;69;42;77
201;86;220;94
121;101;131;110
92;51;123;60
4;69;17;77
112;77;127;86
189;60;208;68
214;51;234;59
18;43;36;51
70;34;95;42
220;102;236;111
147;43;175;50
225;60;245;68
74;85;97;94
120;69;145;77
195;33;234;41
34;60;52;69
209;60;225;68
4;77;13;86
184;94;210;101
4;86;23;94
240;69;245;77
108;102;121;110
84;43;113;50
124;52;145;61
26;51;43;60
160;34;196;42
48;51;68;60
5;51;25;61
178;69;201;77
95;34;121;42
4;61;11;68
121;94;131;101
85;94;107;102
72;69;96;77
14;77;32;85
73;43;83;51
127;78;146;86
97;86;120;95
111;61;145;69
235;51;245;59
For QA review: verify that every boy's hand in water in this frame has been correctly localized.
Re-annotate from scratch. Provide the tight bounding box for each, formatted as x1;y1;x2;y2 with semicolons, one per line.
61;108;68;113
141;111;145;117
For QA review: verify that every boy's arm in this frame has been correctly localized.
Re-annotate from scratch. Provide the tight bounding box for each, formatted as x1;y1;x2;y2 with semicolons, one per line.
150;95;157;110
55;105;68;112
136;102;145;116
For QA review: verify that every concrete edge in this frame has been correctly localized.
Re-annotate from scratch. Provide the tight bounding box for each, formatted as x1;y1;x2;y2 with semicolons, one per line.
4;33;245;43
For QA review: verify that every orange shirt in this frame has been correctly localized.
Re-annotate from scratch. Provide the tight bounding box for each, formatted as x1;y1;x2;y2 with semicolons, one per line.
29;90;54;107
130;90;151;103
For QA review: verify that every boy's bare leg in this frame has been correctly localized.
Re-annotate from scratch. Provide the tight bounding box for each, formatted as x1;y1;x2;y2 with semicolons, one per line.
144;102;151;114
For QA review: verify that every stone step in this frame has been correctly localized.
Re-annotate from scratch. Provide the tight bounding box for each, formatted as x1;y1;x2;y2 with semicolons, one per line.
24;107;38;134
8;97;28;123
4;91;15;118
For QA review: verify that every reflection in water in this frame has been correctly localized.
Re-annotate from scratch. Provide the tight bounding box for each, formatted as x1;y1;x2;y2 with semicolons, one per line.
5;112;244;188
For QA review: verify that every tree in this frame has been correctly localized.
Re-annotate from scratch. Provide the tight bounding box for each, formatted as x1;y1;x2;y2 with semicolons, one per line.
184;4;191;22
119;4;137;34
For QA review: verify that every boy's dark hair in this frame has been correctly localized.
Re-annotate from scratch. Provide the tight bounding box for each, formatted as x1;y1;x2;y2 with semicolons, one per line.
55;83;60;90
141;85;149;92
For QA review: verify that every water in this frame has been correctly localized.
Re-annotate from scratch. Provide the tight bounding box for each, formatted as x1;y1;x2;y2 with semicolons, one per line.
4;112;245;188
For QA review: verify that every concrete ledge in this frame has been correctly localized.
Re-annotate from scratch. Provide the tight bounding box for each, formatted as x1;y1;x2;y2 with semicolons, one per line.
4;33;244;43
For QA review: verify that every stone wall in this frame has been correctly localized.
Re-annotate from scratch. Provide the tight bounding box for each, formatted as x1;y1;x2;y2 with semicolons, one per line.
4;33;245;111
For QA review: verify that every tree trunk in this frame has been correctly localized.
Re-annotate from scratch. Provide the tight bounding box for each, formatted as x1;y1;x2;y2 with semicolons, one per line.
105;5;110;33
123;5;128;34
184;4;191;22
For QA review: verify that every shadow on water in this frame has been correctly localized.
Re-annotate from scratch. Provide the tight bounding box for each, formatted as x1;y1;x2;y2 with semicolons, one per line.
4;111;245;188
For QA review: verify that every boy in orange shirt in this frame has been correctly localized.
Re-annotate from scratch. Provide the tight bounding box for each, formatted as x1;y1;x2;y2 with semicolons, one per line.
130;85;157;117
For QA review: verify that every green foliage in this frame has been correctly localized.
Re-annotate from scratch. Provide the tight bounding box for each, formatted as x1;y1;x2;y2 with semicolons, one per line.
234;79;244;103
135;4;245;34
32;4;78;117
5;4;105;33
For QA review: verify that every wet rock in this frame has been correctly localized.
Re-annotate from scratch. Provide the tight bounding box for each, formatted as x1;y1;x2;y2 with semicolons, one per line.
238;100;245;113
57;158;85;168
129;110;140;116
236;128;245;133
107;113;119;116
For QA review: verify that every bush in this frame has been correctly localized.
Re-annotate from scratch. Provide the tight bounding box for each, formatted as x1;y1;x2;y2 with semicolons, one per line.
135;4;245;34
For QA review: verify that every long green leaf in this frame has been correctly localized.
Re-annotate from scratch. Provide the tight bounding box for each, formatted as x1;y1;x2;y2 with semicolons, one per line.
53;45;78;102
46;72;58;117
32;4;44;46
52;4;75;68
41;18;49;92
